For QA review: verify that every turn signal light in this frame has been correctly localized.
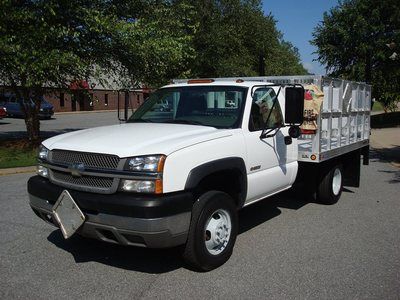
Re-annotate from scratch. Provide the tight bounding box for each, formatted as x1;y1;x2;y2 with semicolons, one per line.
155;179;163;194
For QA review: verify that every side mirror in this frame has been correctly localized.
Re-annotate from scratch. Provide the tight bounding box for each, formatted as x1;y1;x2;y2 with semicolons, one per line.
288;125;301;138
285;86;304;125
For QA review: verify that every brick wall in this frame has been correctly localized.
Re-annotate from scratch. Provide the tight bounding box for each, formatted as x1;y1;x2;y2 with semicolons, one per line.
44;89;145;112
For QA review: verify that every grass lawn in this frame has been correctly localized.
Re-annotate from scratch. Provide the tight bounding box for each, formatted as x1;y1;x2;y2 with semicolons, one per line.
372;101;384;112
0;141;37;169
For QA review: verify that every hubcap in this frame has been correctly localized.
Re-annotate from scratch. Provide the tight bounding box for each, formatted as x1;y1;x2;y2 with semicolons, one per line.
332;168;342;196
204;209;232;255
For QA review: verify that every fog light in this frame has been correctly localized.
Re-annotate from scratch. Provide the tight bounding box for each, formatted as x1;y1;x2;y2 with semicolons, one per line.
37;165;49;178
120;179;155;193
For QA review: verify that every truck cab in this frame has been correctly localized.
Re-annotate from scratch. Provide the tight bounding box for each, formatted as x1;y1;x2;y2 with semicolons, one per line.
28;76;370;271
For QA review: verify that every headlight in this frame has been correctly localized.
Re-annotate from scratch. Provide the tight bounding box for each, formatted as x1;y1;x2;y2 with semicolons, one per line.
122;155;165;193
37;165;49;178
119;179;162;193
125;155;165;172
38;145;49;161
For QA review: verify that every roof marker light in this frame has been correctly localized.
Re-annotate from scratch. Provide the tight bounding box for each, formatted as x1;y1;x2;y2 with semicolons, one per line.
187;79;215;84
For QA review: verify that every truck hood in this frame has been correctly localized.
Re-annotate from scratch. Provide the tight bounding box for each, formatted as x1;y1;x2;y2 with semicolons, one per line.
43;123;232;158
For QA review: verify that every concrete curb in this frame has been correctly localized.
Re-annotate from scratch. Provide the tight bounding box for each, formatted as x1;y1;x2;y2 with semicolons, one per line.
0;166;36;176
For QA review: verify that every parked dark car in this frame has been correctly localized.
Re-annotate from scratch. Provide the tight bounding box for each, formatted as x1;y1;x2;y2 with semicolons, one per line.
0;106;6;119
0;94;54;119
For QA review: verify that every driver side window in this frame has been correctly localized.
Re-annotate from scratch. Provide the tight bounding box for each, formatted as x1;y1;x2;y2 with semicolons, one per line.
249;88;283;132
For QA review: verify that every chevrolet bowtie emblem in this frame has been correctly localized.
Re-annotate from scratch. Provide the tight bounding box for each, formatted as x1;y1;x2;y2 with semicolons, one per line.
69;162;85;177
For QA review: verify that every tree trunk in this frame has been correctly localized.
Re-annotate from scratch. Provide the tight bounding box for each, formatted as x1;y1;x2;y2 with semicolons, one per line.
20;90;41;144
25;112;40;142
10;81;41;145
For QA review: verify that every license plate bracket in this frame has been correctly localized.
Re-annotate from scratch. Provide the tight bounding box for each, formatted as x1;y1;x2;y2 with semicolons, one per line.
52;190;85;239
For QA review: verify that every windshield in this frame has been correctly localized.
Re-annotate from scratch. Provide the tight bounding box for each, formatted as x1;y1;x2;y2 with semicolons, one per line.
127;86;248;129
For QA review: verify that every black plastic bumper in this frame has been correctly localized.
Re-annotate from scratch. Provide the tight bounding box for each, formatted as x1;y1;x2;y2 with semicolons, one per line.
28;176;194;248
28;175;194;219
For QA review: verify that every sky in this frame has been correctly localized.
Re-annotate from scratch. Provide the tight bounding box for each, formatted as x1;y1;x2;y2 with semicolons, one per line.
262;0;339;75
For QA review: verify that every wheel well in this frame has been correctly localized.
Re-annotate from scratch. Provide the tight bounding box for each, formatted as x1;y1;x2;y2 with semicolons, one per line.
195;170;244;207
296;149;361;189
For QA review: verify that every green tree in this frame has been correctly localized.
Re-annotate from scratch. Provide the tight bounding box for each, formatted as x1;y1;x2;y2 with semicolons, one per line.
177;0;307;77
0;0;195;142
311;0;400;112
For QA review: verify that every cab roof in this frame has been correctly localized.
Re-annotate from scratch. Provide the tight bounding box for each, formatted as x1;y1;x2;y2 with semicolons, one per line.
164;78;274;89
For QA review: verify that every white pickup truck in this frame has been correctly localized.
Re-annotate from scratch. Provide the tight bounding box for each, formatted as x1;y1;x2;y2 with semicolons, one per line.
28;75;371;271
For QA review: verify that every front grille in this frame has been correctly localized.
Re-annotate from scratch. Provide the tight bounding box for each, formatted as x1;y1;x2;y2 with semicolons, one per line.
51;170;114;189
51;150;120;170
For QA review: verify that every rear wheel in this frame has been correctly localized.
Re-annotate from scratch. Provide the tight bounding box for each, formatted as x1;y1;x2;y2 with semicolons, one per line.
183;191;238;271
317;164;343;204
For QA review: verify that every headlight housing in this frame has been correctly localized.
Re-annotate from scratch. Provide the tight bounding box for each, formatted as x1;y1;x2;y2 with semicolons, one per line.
38;145;49;161
121;155;166;193
119;179;161;193
124;155;165;172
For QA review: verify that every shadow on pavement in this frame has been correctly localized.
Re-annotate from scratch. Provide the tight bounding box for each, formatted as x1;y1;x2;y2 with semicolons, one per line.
47;190;310;273
369;148;400;183
238;190;309;234
377;170;400;184
47;231;184;273
342;187;355;193
370;146;400;161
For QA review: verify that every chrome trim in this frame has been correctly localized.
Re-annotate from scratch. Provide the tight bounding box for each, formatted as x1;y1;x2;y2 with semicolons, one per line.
50;149;120;170
38;150;164;193
40;162;161;179
49;169;118;194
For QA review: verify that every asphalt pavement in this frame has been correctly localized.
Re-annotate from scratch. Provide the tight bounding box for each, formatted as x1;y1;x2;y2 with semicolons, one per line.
0;111;118;140
0;155;399;299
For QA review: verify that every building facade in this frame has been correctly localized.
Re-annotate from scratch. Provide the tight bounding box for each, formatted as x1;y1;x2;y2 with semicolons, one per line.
44;89;147;112
0;86;148;113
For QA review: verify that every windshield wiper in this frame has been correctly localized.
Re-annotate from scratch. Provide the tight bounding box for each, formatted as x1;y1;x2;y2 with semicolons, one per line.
163;119;205;126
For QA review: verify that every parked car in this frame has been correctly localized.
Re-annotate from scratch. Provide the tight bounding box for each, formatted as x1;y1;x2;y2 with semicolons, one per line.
0;93;54;119
0;106;6;119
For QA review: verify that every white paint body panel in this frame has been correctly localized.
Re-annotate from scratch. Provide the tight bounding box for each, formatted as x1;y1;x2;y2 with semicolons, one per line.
43;123;230;158
42;81;298;200
163;129;246;193
241;86;297;203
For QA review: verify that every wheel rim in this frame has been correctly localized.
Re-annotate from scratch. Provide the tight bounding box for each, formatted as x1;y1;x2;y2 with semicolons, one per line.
204;209;232;255
332;168;342;196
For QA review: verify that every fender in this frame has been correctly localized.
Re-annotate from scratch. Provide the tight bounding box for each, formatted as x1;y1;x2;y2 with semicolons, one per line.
185;157;248;208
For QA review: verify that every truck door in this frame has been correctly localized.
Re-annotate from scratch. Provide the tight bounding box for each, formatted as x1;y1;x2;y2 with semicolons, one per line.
244;87;297;204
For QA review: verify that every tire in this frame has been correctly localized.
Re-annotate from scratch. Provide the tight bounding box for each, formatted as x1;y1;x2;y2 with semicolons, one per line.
317;164;343;205
183;191;238;271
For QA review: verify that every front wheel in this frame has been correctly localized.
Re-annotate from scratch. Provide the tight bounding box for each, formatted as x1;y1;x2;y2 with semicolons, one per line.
317;164;343;204
183;191;238;271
